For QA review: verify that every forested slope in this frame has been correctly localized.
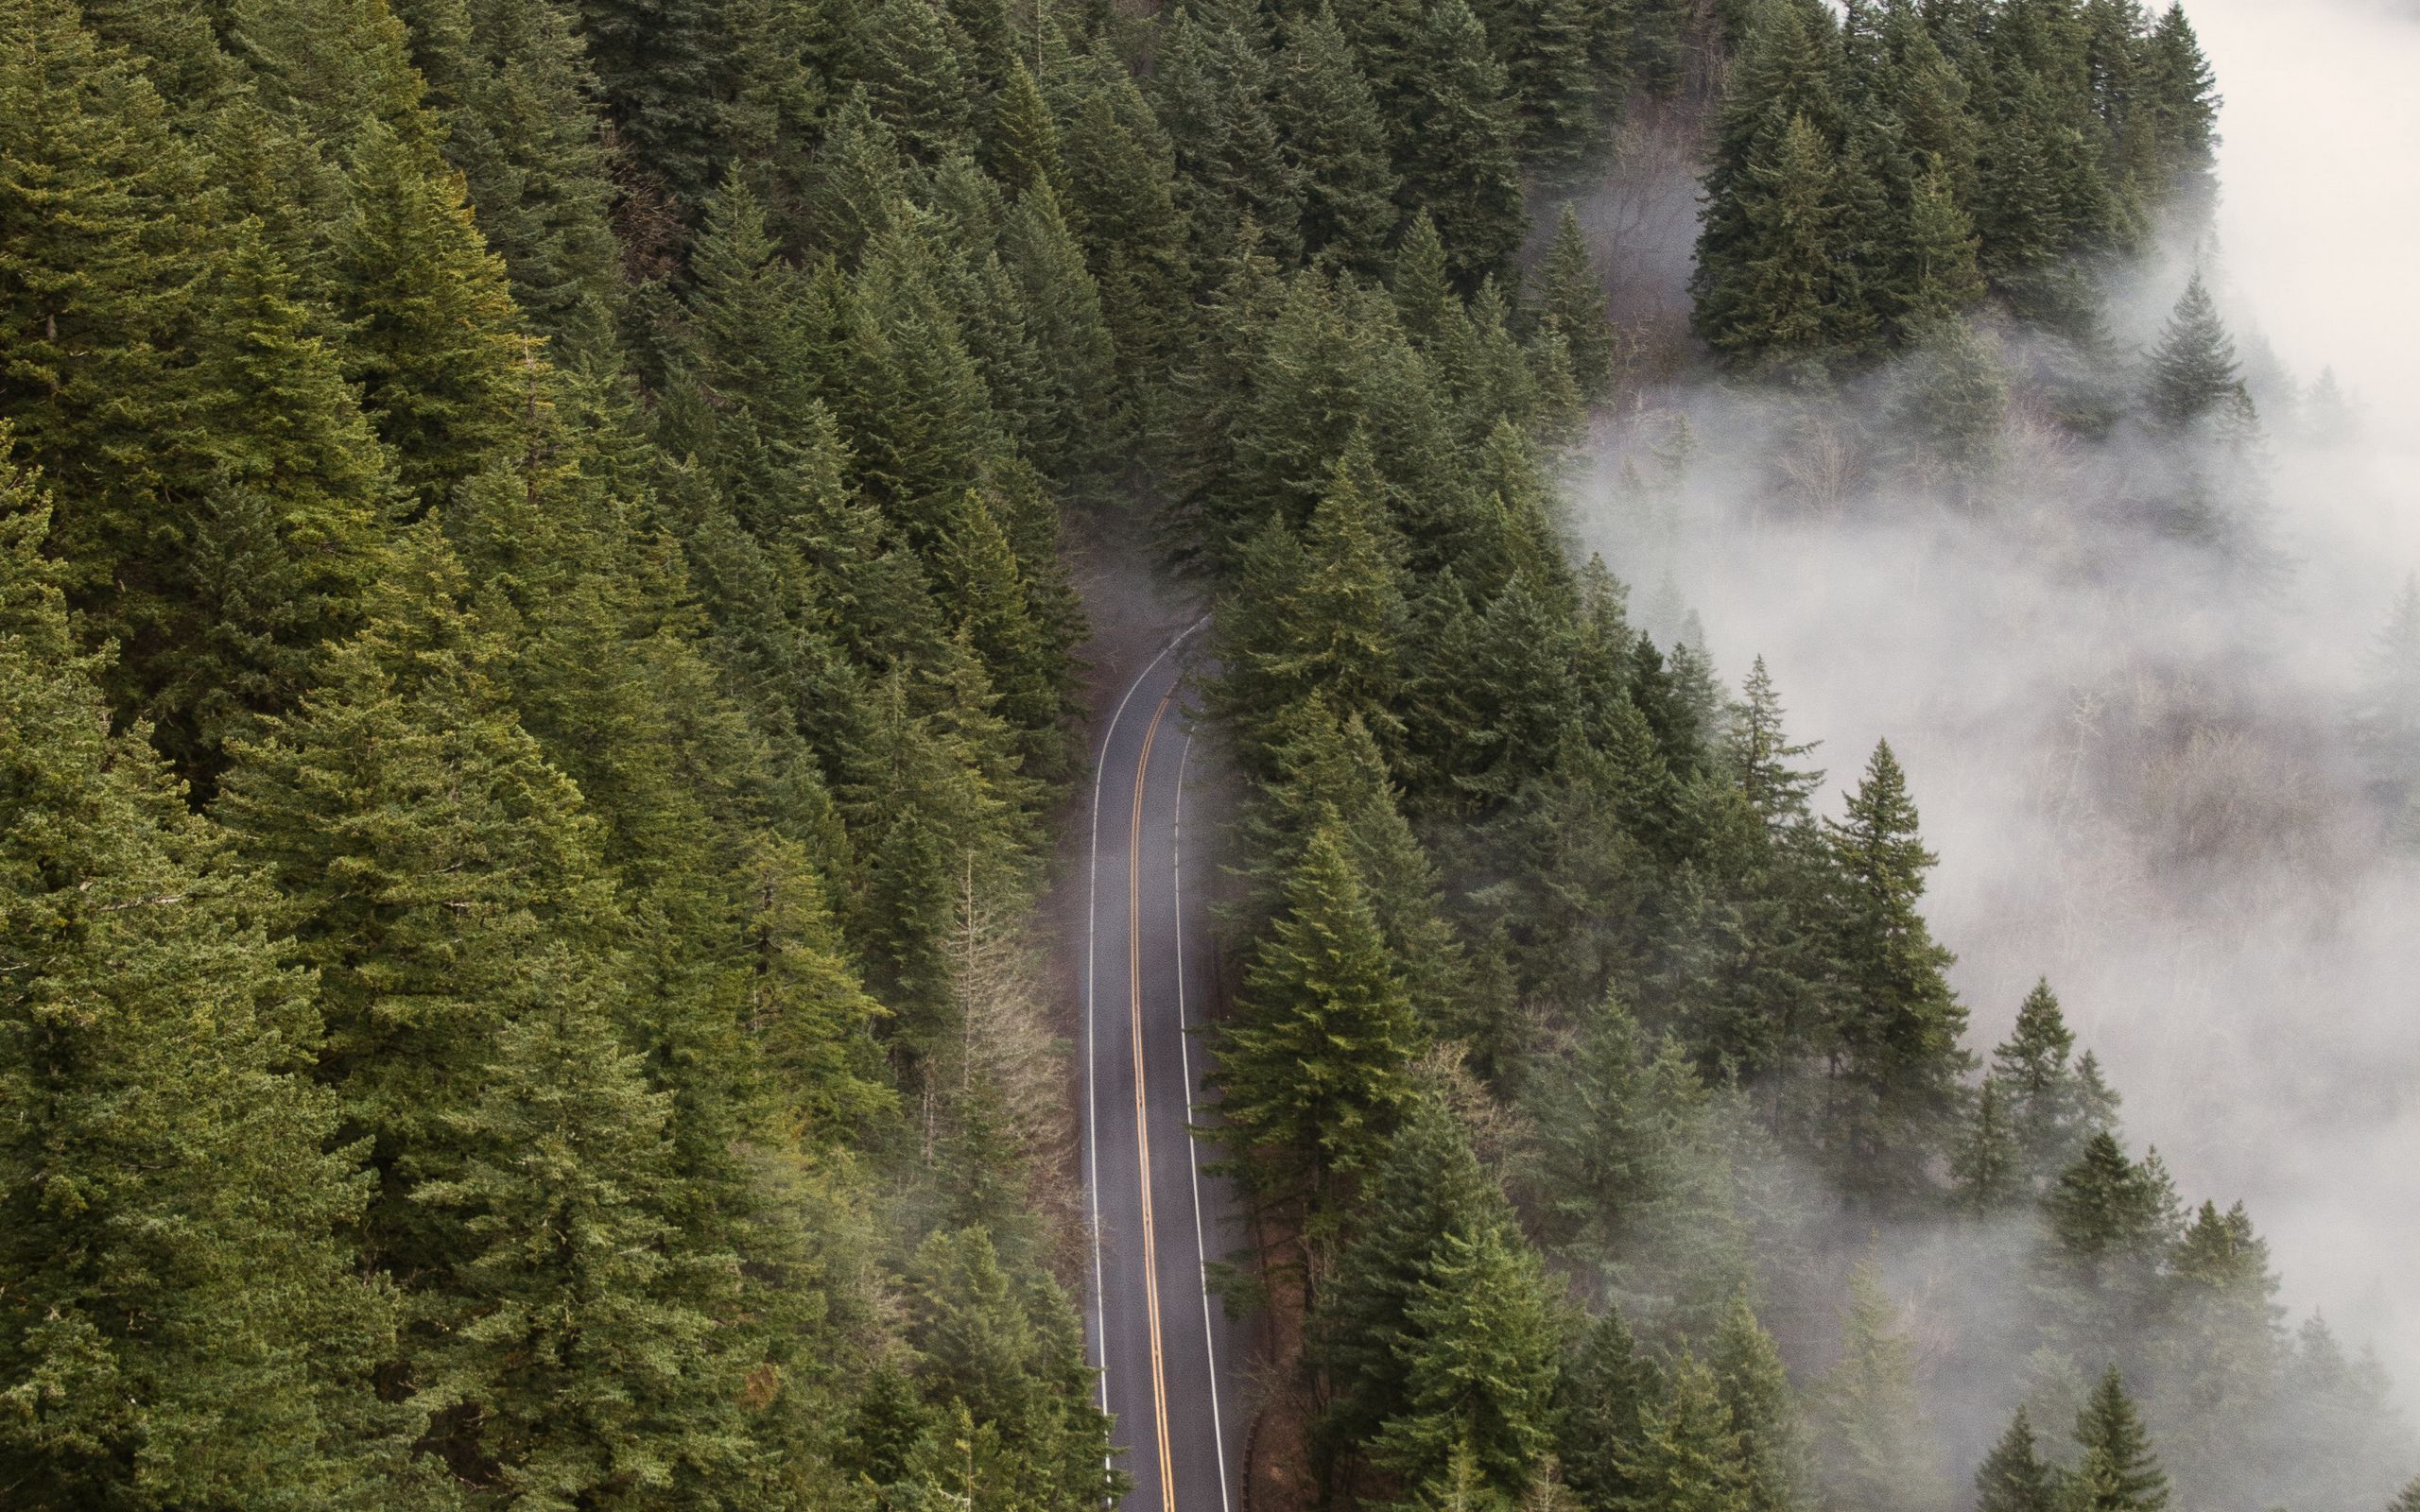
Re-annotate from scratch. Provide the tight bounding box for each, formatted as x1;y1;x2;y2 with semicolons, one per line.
0;0;2411;1508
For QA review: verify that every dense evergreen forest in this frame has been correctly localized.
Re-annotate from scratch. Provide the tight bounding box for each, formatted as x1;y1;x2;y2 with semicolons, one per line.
3;0;2415;1507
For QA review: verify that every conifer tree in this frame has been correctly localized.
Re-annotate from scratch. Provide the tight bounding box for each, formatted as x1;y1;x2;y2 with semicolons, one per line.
1059;70;1194;374
0;3;393;781
1000;182;1122;481
2153;1200;2284;1489
1710;1295;1809;1512
1823;740;1972;1201
1212;436;1409;772
1975;1407;2062;1512
1727;656;1824;825
1990;979;2105;1189
2141;5;2219;228
410;948;752;1506
403;0;624;352
1951;1076;2023;1210
572;0;735;211
334;113;523;510
1893;161;1986;331
2038;1131;2181;1348
1815;1262;1948;1512
1556;1307;1662;1512
1274;4;1402;271
859;0;977;163
1611;1353;1754;1512
1214;820;1421;1209
986;58;1066;199
2068;1366;2170;1512
1367;1213;1564;1499
1396;0;1529;280
904;1228;1123;1507
216;526;623;1287
1537;204;1617;402
1319;1091;1552;1493
2142;273;2244;432
0;473;400;1508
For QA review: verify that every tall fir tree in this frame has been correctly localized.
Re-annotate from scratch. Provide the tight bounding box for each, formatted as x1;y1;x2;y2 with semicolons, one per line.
1822;740;1973;1201
0;467;402;1510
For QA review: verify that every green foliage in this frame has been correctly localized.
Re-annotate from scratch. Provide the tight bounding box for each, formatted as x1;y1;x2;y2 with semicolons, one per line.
2142;274;2244;432
1813;1262;1948;1512
2068;1366;2171;1512
1822;741;1973;1201
1975;1407;2062;1512
0;469;400;1508
1215;820;1422;1208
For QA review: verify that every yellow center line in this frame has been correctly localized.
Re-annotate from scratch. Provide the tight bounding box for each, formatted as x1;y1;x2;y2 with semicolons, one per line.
1131;690;1179;1512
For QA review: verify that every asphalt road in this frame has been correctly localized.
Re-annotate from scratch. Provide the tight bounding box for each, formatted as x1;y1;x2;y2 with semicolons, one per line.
1083;621;1254;1512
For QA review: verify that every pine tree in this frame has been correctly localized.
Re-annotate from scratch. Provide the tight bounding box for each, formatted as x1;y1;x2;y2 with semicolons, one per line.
1815;1262;1948;1512
904;1228;1124;1507
2153;1200;2284;1492
1274;4;1402;271
1556;1306;1661;1511
2140;5;2219;229
1481;0;1600;169
1694;112;1871;369
216;526;623;1287
0;470;400;1508
1726;656;1823;825
2142;274;2244;432
1367;1214;1564;1499
2068;1366;2170;1512
0;3;392;782
858;0;977;162
1214;820;1421;1209
744;833;896;1153
999;182;1122;482
1710;1295;1809;1512
1611;1352;1754;1512
403;0;624;352
1212;436;1409;773
1058;67;1194;375
1893;160;1986;332
1951;1076;2023;1210
1991;978;2105;1189
1823;740;1972;1201
1318;1091;1554;1491
1537;204;1616;403
410;949;751;1505
572;0;734;210
1974;1407;2061;1512
1396;0;1528;281
986;57;1065;199
2038;1131;2180;1348
334;113;523;510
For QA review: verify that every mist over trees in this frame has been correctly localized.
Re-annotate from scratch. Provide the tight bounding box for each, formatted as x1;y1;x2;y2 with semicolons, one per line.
0;0;2409;1509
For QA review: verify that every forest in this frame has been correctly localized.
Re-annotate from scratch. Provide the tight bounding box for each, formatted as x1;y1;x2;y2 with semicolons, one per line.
2;0;2414;1507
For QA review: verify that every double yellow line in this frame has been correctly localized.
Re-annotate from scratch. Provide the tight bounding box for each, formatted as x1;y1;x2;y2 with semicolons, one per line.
1128;689;1179;1512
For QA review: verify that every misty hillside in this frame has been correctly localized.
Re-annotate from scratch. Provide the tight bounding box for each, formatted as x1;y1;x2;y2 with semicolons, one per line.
4;0;2417;1509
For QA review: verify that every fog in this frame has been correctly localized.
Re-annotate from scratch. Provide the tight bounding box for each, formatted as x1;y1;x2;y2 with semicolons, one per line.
1572;0;2420;1422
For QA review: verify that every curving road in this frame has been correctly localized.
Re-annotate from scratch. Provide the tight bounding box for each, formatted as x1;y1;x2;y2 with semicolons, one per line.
1083;621;1254;1512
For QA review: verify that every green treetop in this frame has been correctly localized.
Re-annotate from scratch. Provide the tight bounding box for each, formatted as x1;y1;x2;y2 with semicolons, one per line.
1974;1406;2061;1512
0;469;400;1508
2067;1366;2170;1512
1214;819;1422;1211
2142;274;2245;432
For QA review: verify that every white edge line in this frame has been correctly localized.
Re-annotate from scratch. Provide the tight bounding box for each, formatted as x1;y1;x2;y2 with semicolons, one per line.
1084;617;1210;1494
1171;725;1234;1512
